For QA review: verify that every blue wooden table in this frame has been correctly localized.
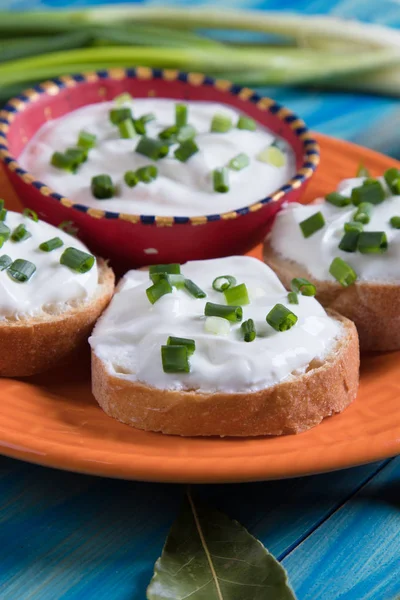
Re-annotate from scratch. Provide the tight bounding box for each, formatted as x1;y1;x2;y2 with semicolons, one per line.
1;1;400;598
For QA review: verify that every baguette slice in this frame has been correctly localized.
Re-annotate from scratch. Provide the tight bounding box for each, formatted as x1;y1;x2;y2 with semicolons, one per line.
91;311;359;437
0;260;114;377
264;240;400;352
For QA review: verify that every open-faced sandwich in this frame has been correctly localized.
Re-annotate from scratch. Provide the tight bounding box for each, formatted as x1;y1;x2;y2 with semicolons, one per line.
0;205;114;377
264;169;400;351
89;256;359;437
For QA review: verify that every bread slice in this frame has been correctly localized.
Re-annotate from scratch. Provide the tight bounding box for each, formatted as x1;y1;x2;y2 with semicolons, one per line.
264;241;400;352
0;260;114;377
91;311;359;437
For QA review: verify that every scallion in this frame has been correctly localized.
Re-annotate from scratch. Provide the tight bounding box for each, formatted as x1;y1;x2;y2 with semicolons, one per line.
325;192;351;207
136;165;158;183
211;113;232;133
11;223;31;242
299;211;325;238
77;130;96;149
329;257;357;287
58;220;78;236
204;316;231;336
91;174;115;199
353;202;373;224
118;118;136;139
338;230;360;253
109;107;132;125
228;153;250;171
212;275;236;292
159;125;178;141
287;291;298;304
257;145;285;167
390;216;400;229
175;103;188;128
161;344;190;373
204;302;242;322
136;136;169;160
351;179;385;206
60;247;95;273
357;231;388;254
124;170;139;187
0;222;10;247
184;279;206;299
290;277;316;296
167;336;195;356
149;264;181;276
384;168;400;195
146;278;173;304
39;237;64;252
22;208;38;222
114;93;132;106
224;283;249;306
213;167;229;193
266;303;298;332
241;318;256;342
8;259;36;282
177;124;196;143
237;116;256;131
344;221;364;233
174;139;199;162
0;254;12;271
0;208;7;222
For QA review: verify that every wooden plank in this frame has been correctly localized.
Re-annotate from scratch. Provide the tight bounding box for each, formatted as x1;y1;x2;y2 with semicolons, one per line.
282;456;400;600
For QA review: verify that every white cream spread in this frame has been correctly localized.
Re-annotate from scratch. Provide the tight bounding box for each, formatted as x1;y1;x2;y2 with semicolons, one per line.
19;99;295;217
89;256;341;394
0;211;98;319
270;176;400;282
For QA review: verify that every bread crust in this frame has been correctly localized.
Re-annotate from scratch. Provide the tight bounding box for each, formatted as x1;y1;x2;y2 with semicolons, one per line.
0;260;114;377
263;241;400;352
91;312;359;437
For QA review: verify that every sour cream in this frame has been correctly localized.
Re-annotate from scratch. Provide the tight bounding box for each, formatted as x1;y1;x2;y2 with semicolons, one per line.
89;256;341;394
19;99;295;217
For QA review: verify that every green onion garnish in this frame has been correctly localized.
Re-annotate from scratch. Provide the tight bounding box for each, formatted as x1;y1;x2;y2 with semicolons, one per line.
167;336;195;356
159;125;178;141
329;257;357;287
0;208;7;221
58;221;78;236
11;224;31;242
184;279;206;299
0;200;4;210
325;192;351;207
174;139;199;163
22;208;38;222
213;167;229;193
161;344;190;373
356;163;370;178
241;318;256;342
204;302;242;322
266;304;298;332
136;136;169;160
384;168;400;195
351;179;385;206
344;221;364;233
136;165;158;183
291;277;316;296
109;107;132;125
77;130;96;150
8;259;36;283
175;103;188;128
211;113;232;133
50;151;74;171
51;147;88;172
0;254;12;271
132;118;147;135
169;274;185;289
257;145;286;167
353;202;373;224
228;153;250;171
146;278;173;304
118;118;136;139
237;116;256;131
212;275;236;292
338;231;360;253
299;211;325;238
149;264;181;276
224;283;249;306
287;291;299;304
0;222;10;247
357;231;388;254
39;237;64;252
390;216;400;229
141;113;156;125
91;174;115;199
177;124;196;143
124;170;139;188
204;316;231;336
114;93;132;105
60;247;95;273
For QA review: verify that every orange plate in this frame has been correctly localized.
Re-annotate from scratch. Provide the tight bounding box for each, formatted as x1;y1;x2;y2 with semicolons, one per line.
0;133;399;483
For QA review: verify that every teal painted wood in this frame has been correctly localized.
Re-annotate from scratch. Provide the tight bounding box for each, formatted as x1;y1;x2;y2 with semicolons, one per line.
283;457;400;600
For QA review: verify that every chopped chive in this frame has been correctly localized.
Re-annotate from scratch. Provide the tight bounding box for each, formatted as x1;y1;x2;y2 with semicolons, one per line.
224;283;249;306
358;231;388;254
161;344;189;373
204;302;242;322
291;277;316;296
60;247;95;273
339;231;360;253
118;118;136;139
204;316;230;335
149;264;181;276
266;304;298;332
146;278;173;304
241;318;256;342
329;257;357;287
384;167;400;195
39;237;64;252
390;216;400;229
51;151;74;171
356;163;370;178
344;221;364;233
287;291;299;304
228;153;250;171
91;174;114;199
136;165;158;183
213;167;229;193
353;202;373;224
177;124;196;143
211;113;232;133
0;222;10;247
299;211;325;238
8;259;36;283
257;145;285;167
58;220;78;236
22;208;38;222
237;116;256;131
132;117;147;135
175;103;188;128
0;254;12;270
109;107;132;125
184;279;206;299
167;336;195;356
174;139;199;163
169;274;185;289
212;275;236;292
351;179;385;206
65;147;88;171
325;192;351;207
11;224;31;242
159;125;178;141
77;130;96;150
114;92;132;105
124;170;139;188
149;272;168;284
136;136;169;160
0;208;6;221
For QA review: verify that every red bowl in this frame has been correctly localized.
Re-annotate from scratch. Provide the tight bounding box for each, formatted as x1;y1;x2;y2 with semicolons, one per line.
0;68;319;270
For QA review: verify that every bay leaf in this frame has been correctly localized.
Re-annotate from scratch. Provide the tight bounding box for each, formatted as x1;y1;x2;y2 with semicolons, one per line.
147;491;297;600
